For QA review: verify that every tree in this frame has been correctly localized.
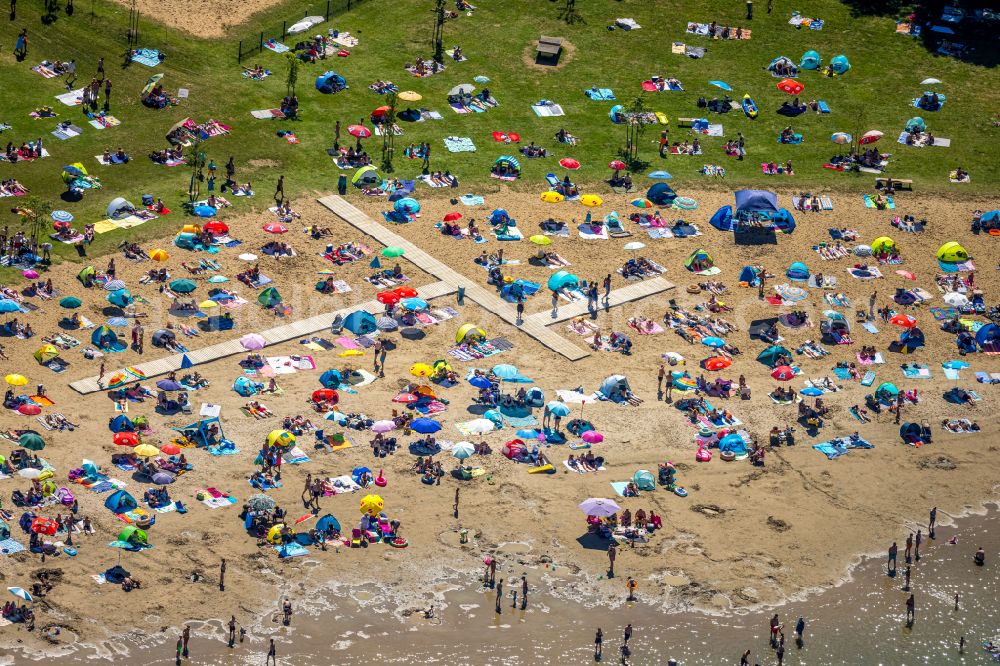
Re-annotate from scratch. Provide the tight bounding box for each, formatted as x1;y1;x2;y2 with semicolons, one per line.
13;195;53;258
431;0;446;63
620;97;649;167
284;53;300;97
558;0;582;25
380;92;398;172
185;139;206;202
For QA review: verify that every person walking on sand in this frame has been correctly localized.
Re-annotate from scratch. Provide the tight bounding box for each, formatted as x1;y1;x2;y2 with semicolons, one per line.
869;290;877;320
915;529;923;561
378;343;387;378
929;506;937;537
219;558;226;591
905;593;915;623
551;291;559;319
594;628;603;659
657;363;666;396
266;638;277;665
603;273;612;304
888;541;898;575
302;473;312;501
453;487;459;518
608;542;617;577
495;578;504;613
274;175;284;203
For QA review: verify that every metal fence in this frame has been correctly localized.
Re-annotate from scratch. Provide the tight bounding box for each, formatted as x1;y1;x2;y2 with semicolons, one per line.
237;0;369;63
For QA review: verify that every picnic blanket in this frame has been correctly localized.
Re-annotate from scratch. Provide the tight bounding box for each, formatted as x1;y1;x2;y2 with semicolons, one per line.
130;49;162;67
532;101;565;117
55;89;85;106
444;136;476;152
584;88;616;101
813;436;874;459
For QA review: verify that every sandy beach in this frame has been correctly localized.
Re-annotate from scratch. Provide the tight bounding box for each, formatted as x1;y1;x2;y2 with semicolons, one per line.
1;184;998;661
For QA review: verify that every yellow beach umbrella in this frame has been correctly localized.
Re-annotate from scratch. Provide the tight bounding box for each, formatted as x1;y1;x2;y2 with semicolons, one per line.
410;363;433;377
267;430;295;447
529;235;552;245
199;300;218;309
4;373;28;386
540;191;564;203
149;248;170;262
580;194;603;207
133;444;160;457
397;91;422;102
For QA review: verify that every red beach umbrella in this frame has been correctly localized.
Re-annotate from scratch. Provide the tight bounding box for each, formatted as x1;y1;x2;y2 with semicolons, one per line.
348;124;371;138
377;291;401;305
559;158;580;170
771;366;796;381
608;160;627;171
890;314;917;328
443;212;463;222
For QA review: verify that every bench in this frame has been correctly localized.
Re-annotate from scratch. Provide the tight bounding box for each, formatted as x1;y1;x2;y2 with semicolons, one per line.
875;177;913;191
536;36;562;58
676;117;696;128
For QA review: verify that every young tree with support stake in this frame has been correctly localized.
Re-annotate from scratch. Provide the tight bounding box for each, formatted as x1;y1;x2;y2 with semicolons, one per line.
11;195;52;257
620;97;648;168
381;92;398;172
284;53;299;97
186;140;206;202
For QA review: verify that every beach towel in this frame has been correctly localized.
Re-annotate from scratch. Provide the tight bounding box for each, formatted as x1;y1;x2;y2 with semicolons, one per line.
577;223;609;240
130;48;162;67
275;542;309;558
902;364;932;379
861;322;879;334
263;41;289;53
251;109;286;120
444;136;476;152
610;481;633;497
459;194;484;206
817;100;831;113
532;102;565;117
584;88;616;101
0;538;26;555
857;352;884;365
863;194;895;210
88;115;122;130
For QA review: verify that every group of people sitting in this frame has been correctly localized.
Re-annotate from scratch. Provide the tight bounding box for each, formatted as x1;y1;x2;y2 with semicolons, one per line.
441;218;479;238
554;128;578;145
620;257;659;279
149;146;185;165
3;141;44;162
262;240;294;257
280;95;299;118
413;456;446;484
520;142;547;158
336;146;373;167
322;241;367;264
424;171;459;186
407;56;445;77
778;98;808;115
771;386;798;402
778;126;799;143
609;172;634;189
566;451;605;471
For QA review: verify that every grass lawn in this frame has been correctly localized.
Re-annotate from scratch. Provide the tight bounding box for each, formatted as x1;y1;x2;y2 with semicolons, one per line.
1;0;998;274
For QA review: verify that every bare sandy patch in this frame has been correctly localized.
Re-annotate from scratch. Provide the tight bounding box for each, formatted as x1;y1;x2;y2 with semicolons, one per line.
112;0;285;38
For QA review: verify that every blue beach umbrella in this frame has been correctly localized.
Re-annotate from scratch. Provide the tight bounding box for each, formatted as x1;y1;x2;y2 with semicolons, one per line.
647;170;673;180
492;364;518;380
469;376;492;389
702;336;725;348
51;210;74;223
0;300;21;313
546;401;570;417
410;418;442;434
709;81;732;91
516;429;540;439
801;387;824;397
401;297;428;310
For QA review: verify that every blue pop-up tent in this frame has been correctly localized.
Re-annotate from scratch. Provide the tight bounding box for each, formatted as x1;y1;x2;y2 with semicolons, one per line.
343;310;377;335
647;182;677;206
315;71;347;94
104;489;137;513
710;190;794;233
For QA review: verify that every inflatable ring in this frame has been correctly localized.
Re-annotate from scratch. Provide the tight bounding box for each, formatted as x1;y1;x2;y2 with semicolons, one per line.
686;284;701;294
989;229;1000;236
390;537;409;548
720;450;736;462
674;487;688;497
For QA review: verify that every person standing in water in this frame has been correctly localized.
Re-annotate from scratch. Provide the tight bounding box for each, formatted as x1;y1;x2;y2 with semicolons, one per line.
594;628;603;659
795;616;805;646
929;506;937;537
906;594;915;624
915;529;923;561
495;578;503;613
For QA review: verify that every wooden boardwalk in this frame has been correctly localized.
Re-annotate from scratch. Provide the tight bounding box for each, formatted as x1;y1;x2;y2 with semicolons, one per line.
68;280;456;395
317;196;675;362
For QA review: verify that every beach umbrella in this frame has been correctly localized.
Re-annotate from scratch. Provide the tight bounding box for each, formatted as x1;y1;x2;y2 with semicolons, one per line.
123;366;146;381
18;433;44;451
22;269;38;279
492;364;519;380
199;300;218;309
377;291;401;305
62;164;85;178
397;90;422;101
452;441;476;460
830;132;852;145
113;432;138;446
546;401;570;417
263;222;288;234
312;388;339;404
239;253;258;261
771;366;796;381
393;392;419;404
701;336;725;348
376;317;398;331
103;279;127;291
801;387;824;397
582;430;604;443
207;275;229;284
704;356;731;371
7;587;32;602
895;270;916;281
708;80;732;91
580;195;603;207
267;430;295;448
149;248;169;262
107;289;133;307
360;494;384;516
631;198;654;208
443;211;463;222
19;468;42;479
943;292;968;307
473;75;490;83
516;429;539;439
156;379;183;391
107;371;130;388
401;297;428;310
673;196;698;210
134;444;160;457
559;158;580;170
5;373;28;386
240;333;267;351
921;77;941;85
17;404;41;416
578;498;620;517
890;313;917;328
325;411;348;424
411;418;442;434
410;363;433;377
608;160;627;171
381;246;405;257
529;234;551;245
647;170;672;180
623;242;646;250
370;420;396;433
448;83;475;95
469;376;492;389
248;494;276;512
540;191;564;203
203;220;228;235
393;286;418;298
51;210;73;223
0;300;21;313
169;279;196;294
859;130;883;145
59;296;82;309
465;418;495;435
394;198;420;214
347;124;371;138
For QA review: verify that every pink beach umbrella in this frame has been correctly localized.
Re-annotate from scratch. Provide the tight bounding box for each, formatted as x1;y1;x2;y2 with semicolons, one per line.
582;430;604;444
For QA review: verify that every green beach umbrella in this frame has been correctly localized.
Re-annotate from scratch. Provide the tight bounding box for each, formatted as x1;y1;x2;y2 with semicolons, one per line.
19;432;45;451
169;279;197;294
381;246;405;258
59;296;82;308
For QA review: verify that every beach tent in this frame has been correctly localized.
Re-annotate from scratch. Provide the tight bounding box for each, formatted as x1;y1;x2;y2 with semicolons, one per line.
315;514;341;534
684;249;714;272
646;182;677;206
489;209;511;225
632;470;655;491
800;50;821;70
905;116;926;133
173;417;229;447
872;237;896;253
547;271;579;291
344;310;377;335
768;56;799;75
118;526;148;546
106;198;136;220
109;415;135;432
899;422;924;443
756;345;790;368
976;323;1000;352
456;324;487;343
174;232;199;250
106;289;134;308
257;287;282;308
315;71;347;94
352;166;380;188
719;433;748;456
151;329;176;347
830;55;850;74
599;375;632;403
91;325;126;351
875;382;899;401
936;242;969;263
77;266;96;285
899;327;925;351
739;266;763;286
494;155;521;175
786;261;810;281
33;344;60;365
821;313;851;336
320;369;342;388
104;489;137;513
736;190;779;214
233;376;260;397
